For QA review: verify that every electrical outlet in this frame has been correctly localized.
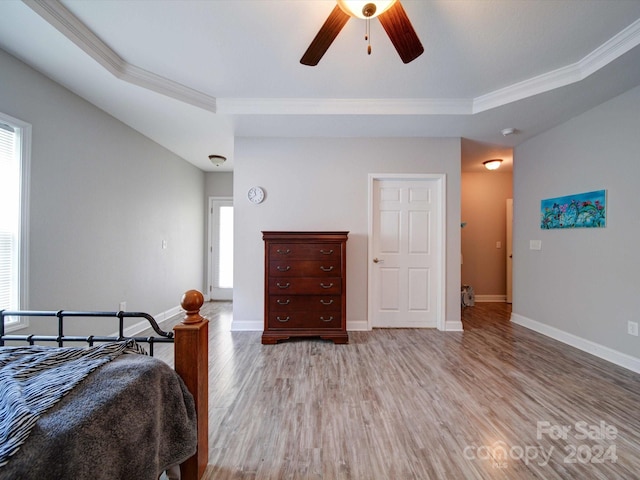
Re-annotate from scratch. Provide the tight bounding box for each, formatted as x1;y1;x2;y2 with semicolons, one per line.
628;321;639;337
119;301;126;312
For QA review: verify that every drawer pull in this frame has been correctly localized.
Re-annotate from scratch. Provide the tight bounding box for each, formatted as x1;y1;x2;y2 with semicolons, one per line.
276;282;291;289
320;266;334;272
320;316;334;322
320;299;334;305
277;316;290;323
276;265;291;272
319;249;334;255
277;299;290;305
320;282;334;289
276;248;291;255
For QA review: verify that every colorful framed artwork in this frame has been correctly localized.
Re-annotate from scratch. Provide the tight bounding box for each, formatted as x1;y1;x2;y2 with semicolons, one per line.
540;189;606;229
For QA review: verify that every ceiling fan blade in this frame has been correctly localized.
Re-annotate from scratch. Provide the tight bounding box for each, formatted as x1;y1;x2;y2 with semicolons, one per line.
378;1;424;64
300;4;350;66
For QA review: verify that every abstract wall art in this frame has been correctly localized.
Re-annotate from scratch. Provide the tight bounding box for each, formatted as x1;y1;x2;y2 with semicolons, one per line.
540;189;606;229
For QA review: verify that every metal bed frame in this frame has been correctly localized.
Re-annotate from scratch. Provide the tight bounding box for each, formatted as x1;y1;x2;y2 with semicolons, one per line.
0;309;173;356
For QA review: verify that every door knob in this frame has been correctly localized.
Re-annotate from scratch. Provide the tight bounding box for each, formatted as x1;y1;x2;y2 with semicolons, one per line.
373;258;383;263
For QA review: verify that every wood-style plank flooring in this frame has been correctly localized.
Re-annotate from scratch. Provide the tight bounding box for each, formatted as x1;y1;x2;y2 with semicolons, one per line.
155;302;640;479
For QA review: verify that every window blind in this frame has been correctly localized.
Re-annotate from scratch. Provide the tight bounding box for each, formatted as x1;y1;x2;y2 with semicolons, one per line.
0;122;18;312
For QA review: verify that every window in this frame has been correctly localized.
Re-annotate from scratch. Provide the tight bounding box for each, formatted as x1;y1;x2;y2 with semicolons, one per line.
0;113;30;332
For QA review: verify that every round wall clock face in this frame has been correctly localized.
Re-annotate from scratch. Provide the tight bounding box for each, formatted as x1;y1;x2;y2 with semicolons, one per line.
248;186;265;204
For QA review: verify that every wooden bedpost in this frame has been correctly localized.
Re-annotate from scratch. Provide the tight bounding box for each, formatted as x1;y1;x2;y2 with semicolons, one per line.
174;290;209;480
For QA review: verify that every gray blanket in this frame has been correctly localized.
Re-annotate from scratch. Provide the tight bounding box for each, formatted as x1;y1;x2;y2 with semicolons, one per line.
0;350;197;480
0;340;147;466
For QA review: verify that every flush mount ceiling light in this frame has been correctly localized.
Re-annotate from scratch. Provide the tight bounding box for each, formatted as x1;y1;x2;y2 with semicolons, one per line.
208;154;226;167
483;159;503;171
501;127;517;136
337;0;396;19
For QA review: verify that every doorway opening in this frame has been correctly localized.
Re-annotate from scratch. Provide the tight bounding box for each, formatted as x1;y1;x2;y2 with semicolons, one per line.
208;197;233;300
460;139;513;311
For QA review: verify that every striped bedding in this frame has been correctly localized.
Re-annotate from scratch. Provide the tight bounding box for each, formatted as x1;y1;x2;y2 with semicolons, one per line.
0;340;145;466
0;341;197;479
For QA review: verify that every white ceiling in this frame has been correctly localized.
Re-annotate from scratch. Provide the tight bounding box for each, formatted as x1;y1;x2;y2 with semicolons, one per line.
1;0;640;172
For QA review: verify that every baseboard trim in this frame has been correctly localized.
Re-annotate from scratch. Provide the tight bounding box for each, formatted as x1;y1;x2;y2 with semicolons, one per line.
112;304;183;338
445;320;464;332
231;319;371;332
475;294;507;303
348;320;369;331
231;320;262;331
511;313;640;374
155;305;183;325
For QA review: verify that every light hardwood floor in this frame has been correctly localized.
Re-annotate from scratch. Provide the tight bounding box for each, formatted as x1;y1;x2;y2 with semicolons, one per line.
156;302;640;479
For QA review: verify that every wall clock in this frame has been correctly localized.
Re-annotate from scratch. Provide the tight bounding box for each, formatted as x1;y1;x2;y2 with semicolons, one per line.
248;186;265;204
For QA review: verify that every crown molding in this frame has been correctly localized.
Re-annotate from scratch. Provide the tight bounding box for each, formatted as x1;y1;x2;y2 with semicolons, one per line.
23;0;217;112
217;97;472;115
474;17;640;113
23;1;640;118
581;16;640;76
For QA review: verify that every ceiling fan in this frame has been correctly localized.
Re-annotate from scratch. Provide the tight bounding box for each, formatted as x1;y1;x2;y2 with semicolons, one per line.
300;0;424;66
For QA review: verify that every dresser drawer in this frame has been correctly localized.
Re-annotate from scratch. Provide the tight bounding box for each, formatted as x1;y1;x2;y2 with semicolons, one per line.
269;295;341;312
269;260;341;277
268;277;342;295
263;231;348;344
267;311;342;330
269;243;342;260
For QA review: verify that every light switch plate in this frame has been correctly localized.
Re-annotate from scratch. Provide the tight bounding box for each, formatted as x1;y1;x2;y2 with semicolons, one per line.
530;240;542;250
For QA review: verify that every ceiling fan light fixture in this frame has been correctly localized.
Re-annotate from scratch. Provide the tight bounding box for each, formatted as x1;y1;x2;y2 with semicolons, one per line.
483;159;503;171
337;0;397;19
300;0;422;66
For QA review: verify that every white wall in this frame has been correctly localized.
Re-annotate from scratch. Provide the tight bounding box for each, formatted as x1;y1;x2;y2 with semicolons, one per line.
513;85;640;370
205;172;233;198
0;48;205;334
232;137;461;331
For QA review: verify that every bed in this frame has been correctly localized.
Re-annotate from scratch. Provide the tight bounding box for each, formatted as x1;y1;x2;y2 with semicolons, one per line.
0;289;209;480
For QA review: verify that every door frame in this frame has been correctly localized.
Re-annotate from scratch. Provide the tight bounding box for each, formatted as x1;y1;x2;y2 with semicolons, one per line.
506;198;513;303
207;196;233;301
367;173;447;331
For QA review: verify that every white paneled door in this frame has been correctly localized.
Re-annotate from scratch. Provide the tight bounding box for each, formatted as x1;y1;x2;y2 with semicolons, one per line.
370;176;443;328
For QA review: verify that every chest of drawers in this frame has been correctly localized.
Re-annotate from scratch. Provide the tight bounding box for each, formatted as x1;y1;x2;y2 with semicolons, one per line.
262;231;348;344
